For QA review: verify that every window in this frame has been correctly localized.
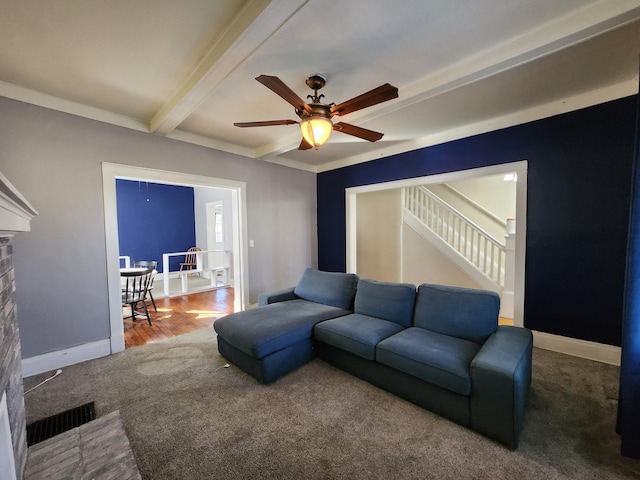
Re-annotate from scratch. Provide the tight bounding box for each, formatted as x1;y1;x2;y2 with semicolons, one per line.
215;212;223;243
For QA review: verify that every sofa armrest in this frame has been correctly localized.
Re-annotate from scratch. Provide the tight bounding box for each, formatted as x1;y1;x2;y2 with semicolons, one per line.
469;326;533;449
258;287;298;306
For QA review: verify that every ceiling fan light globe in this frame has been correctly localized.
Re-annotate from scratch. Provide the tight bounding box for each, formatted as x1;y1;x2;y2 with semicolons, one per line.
300;116;333;149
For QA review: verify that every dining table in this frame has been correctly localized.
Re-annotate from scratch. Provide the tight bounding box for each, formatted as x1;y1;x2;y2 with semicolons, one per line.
120;267;150;275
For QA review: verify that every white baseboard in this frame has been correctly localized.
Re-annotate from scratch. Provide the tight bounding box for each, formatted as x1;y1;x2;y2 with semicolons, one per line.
533;330;621;366
21;339;112;377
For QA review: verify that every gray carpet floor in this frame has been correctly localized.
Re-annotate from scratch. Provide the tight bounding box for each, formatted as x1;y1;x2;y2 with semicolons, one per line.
23;328;640;479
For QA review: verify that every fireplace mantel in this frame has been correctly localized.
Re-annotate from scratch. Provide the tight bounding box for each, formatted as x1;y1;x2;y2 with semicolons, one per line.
0;170;38;236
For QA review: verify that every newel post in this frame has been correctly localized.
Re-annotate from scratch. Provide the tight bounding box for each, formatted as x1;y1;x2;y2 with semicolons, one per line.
501;218;516;319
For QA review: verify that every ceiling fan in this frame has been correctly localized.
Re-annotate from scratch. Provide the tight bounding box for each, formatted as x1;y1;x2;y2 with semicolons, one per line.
234;74;399;150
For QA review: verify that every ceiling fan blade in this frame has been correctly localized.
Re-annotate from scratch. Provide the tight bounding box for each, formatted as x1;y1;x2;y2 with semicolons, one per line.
331;83;398;116
234;120;298;127
334;122;384;142
256;75;312;114
298;138;313;150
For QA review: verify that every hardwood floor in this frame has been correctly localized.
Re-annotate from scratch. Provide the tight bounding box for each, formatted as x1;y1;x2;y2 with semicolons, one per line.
123;288;234;349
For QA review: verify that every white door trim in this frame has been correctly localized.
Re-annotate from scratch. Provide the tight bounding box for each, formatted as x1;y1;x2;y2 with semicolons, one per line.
102;162;249;354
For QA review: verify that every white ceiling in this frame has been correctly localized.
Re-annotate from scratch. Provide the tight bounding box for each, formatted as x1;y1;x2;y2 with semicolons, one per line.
1;0;639;172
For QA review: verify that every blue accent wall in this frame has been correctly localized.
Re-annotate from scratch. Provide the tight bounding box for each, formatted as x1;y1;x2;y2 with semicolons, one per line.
317;96;638;348
116;180;196;272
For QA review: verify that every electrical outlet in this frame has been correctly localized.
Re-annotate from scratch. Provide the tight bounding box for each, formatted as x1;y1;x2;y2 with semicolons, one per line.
249;240;254;247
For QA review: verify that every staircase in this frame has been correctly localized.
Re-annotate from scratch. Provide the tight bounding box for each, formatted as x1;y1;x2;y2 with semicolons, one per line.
403;185;514;296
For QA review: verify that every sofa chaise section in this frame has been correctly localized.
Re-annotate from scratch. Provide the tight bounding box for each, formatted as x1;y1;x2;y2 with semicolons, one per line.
214;268;358;384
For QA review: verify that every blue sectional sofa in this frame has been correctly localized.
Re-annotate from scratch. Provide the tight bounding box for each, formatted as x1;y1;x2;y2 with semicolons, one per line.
213;268;533;449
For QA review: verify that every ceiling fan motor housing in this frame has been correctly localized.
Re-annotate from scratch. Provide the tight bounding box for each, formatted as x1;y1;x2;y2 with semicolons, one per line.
298;103;332;120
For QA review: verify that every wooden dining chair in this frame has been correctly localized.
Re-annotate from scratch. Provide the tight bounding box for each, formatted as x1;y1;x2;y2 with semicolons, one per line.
121;267;154;326
133;260;158;312
179;247;201;275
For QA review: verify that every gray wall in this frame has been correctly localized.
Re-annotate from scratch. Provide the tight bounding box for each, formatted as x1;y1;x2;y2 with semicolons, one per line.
0;98;317;359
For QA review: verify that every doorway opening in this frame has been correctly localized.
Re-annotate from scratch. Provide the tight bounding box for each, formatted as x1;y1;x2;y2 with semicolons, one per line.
346;161;527;326
102;163;249;354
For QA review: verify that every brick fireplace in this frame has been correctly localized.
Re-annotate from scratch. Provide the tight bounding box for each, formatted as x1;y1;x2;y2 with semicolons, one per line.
0;171;38;479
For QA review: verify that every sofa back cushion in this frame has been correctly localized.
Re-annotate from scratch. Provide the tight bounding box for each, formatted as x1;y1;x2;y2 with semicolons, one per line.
413;284;499;344
354;278;416;327
294;268;359;310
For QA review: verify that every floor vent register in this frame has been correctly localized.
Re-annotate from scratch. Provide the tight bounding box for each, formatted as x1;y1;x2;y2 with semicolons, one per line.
26;402;96;446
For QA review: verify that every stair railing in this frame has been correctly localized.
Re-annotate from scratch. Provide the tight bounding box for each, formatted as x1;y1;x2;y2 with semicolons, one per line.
403;185;506;286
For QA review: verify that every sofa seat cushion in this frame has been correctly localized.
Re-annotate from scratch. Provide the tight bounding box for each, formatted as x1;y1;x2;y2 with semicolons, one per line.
213;299;351;359
314;313;405;360
376;327;481;396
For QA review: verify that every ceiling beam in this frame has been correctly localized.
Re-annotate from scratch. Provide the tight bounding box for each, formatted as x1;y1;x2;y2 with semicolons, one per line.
149;0;309;135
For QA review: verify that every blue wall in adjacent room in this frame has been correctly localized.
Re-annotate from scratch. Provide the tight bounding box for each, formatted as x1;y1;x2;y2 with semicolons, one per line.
317;95;638;347
116;180;196;272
